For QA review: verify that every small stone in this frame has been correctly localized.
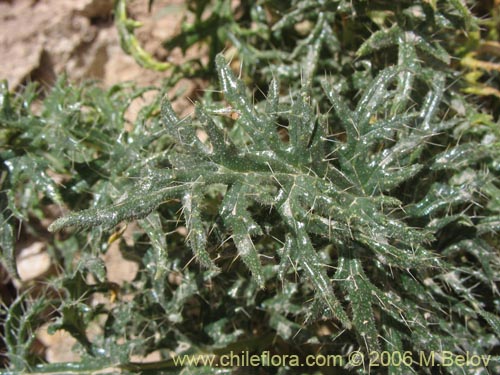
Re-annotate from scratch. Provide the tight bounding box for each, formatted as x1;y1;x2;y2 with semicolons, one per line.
70;0;113;18
37;323;80;363
16;242;51;281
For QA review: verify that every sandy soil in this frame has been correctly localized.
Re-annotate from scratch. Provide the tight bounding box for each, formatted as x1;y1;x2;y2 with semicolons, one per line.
0;0;189;90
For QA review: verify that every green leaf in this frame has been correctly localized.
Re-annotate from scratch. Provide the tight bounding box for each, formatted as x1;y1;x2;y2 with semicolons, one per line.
0;213;17;278
49;182;185;232
220;182;264;287
182;185;219;270
336;250;380;352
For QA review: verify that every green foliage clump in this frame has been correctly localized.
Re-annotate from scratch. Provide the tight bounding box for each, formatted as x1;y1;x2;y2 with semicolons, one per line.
1;0;499;374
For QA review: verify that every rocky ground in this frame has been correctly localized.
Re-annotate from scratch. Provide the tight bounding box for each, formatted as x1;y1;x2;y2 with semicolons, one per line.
0;0;191;89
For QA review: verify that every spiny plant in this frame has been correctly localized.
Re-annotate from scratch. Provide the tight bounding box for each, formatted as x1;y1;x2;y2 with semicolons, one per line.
46;52;500;369
0;78;175;372
1;0;499;374
0;77;171;274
